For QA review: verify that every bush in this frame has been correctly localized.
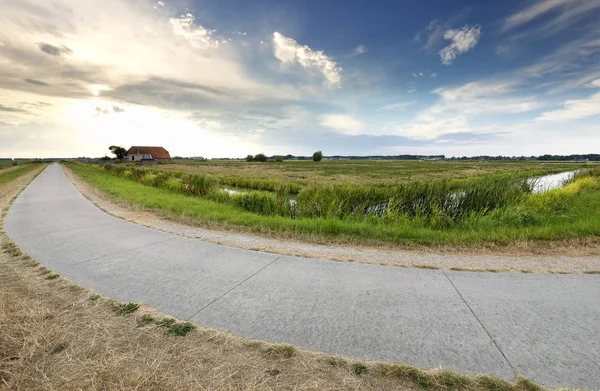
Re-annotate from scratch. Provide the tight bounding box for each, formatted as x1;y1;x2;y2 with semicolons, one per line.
245;155;254;162
312;151;323;162
275;156;284;162
254;153;268;162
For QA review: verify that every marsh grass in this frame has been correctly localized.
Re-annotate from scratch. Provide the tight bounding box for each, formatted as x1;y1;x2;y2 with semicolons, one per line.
99;163;545;222
69;163;600;246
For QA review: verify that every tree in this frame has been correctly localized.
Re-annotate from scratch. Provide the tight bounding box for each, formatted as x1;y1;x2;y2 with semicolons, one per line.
312;151;323;162
275;156;284;162
254;153;267;162
109;145;127;160
246;154;254;162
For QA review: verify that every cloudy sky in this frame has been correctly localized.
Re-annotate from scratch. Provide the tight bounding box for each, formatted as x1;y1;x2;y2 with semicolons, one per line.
1;0;599;158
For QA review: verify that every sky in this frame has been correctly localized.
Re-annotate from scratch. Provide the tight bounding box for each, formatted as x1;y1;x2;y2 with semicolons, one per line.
1;0;600;158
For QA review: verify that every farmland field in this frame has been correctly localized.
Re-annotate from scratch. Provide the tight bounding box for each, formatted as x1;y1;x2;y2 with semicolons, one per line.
151;159;588;187
67;160;600;250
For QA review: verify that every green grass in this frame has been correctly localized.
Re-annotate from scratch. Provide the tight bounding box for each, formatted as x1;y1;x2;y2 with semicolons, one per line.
67;163;600;247
45;274;60;280
0;163;44;186
152;159;591;187
137;314;154;325
112;302;140;316
353;362;368;375
156;318;195;336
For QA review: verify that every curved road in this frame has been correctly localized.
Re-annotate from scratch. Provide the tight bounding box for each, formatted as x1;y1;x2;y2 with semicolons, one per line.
5;165;600;389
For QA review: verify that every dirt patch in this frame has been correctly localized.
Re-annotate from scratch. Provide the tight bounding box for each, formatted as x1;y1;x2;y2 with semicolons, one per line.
63;165;600;274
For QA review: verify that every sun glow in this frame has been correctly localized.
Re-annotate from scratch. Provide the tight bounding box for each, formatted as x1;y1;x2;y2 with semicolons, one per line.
64;99;259;158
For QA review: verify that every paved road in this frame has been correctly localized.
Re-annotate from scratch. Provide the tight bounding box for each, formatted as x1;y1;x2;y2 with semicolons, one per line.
5;165;600;389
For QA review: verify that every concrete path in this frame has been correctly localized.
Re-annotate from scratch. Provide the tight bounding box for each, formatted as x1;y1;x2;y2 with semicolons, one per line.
5;165;600;389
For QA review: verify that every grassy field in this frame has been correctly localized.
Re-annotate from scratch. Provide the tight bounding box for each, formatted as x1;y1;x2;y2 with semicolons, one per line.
0;163;45;186
67;162;600;248
0;160;16;169
152;159;589;187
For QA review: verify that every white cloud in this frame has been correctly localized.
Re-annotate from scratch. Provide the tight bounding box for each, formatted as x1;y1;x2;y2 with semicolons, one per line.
419;80;539;122
537;89;600;121
378;101;416;111
439;25;482;65
501;0;600;34
273;32;342;87
170;13;219;49
157;1;165;6
397;116;470;139
431;72;438;78
354;44;366;55
502;0;572;31
320;114;362;135
433;80;517;101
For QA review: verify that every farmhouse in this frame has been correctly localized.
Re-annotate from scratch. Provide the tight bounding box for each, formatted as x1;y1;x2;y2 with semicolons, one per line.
126;146;171;162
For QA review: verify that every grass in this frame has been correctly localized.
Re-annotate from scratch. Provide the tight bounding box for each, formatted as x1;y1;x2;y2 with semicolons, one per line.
112;302;140;316
68;163;600;247
353;362;368;375
46;273;60;280
0;163;45;186
156;318;195;336
138;314;154;325
264;344;296;358
151;159;591;187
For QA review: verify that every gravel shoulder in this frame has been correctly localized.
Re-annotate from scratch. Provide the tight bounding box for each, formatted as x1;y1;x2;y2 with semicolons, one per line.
63;165;600;274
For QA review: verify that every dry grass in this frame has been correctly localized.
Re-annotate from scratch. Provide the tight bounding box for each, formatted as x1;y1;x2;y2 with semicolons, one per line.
0;166;553;390
0;245;551;391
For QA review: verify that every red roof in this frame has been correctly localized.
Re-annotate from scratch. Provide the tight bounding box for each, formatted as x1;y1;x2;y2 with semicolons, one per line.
127;146;171;159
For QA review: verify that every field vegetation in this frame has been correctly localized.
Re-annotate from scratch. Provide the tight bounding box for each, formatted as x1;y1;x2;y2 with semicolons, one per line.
0;163;46;186
67;161;600;247
152;159;588;187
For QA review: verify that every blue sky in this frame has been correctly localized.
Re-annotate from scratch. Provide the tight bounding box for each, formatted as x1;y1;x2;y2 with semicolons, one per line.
1;0;599;158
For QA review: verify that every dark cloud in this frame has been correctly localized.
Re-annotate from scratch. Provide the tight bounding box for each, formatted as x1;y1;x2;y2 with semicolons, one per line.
112;105;125;113
24;78;50;86
0;104;27;113
38;42;73;57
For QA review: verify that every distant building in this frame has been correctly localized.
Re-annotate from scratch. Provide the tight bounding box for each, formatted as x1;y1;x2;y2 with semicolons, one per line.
126;146;171;162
